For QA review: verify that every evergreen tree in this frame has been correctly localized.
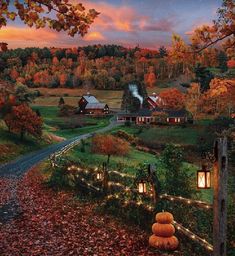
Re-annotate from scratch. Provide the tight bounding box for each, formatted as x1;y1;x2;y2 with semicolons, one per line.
121;81;148;112
160;144;196;197
158;46;168;58
58;97;65;106
217;51;228;73
194;64;214;92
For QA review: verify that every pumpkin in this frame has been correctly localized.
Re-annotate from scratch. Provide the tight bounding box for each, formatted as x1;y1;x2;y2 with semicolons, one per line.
152;223;175;237
149;235;179;251
155;212;173;224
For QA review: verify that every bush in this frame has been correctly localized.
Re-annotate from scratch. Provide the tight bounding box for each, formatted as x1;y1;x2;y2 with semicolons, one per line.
48;167;70;190
114;130;138;145
124;121;131;127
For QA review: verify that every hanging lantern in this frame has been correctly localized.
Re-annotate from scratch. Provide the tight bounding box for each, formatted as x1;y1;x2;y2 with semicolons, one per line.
197;165;211;189
138;180;147;194
96;170;103;181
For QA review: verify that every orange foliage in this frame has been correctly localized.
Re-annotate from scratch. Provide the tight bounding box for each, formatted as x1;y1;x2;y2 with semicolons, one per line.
159;88;185;110
199;78;235;115
145;72;157;87
10;68;19;81
59;73;68;87
92;134;130;163
227;60;235;69
4;104;43;139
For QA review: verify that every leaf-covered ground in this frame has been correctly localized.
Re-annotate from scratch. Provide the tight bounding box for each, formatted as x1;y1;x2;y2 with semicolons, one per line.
0;168;164;256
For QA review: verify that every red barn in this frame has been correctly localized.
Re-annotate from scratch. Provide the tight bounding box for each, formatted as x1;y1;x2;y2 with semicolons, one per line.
147;93;163;110
78;94;109;115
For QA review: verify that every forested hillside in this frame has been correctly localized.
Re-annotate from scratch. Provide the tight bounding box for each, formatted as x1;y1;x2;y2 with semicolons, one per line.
0;41;234;90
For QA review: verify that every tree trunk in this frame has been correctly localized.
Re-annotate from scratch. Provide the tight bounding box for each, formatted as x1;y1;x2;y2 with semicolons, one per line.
20;130;24;140
107;154;111;165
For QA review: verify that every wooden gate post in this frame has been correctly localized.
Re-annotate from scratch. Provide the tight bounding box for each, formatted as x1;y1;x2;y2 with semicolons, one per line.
213;137;228;256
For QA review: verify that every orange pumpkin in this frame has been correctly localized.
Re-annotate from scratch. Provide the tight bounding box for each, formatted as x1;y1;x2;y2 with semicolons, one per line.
155;212;173;224
152;223;175;237
149;235;179;251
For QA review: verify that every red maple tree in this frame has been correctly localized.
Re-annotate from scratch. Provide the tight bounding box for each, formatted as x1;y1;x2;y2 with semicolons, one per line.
92;134;130;164
4;104;43;140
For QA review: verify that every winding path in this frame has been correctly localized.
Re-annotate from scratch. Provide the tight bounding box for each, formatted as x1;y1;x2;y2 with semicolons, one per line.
0;119;119;178
0;119;120;223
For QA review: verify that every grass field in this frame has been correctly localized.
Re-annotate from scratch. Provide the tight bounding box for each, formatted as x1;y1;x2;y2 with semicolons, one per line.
30;87;167;108
68;139;213;203
110;121;211;147
32;105;111;139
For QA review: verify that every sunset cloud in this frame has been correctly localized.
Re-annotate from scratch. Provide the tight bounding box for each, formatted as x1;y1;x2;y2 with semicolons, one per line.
84;31;105;41
82;1;175;33
0;0;221;49
0;26;58;41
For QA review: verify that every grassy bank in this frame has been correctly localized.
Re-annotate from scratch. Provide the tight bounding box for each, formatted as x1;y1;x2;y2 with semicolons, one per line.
0;121;48;163
32;106;111;139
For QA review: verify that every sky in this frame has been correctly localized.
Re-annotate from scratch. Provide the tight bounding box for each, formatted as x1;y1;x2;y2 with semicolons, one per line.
0;0;222;49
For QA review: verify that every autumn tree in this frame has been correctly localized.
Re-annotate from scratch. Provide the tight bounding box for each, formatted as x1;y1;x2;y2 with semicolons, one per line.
185;83;201;119
227;59;235;69
159;88;185;110
0;1;99;37
200;78;235;116
4;104;43;140
92;134;130;165
0;42;8;52
191;0;235;53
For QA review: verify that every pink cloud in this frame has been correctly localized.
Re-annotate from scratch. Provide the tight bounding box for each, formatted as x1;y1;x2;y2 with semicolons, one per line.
81;1;175;33
0;26;58;41
84;31;106;41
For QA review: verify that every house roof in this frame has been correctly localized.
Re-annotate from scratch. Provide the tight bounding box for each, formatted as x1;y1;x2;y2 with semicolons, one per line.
85;103;107;110
137;108;153;116
164;109;188;117
118;108;188;118
82;95;99;104
118;108;152;117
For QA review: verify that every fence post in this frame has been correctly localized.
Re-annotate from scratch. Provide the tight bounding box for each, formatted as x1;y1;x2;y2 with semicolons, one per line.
102;162;109;195
148;164;160;205
213;137;228;256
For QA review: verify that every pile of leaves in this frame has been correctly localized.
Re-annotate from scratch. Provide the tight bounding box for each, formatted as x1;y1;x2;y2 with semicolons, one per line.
0;168;162;256
0;178;17;206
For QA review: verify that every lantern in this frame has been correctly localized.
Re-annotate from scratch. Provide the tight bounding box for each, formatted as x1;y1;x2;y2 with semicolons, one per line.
197;165;211;189
138;180;147;194
96;170;103;181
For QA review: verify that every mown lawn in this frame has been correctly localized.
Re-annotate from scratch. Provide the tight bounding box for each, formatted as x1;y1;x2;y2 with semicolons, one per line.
110;121;211;146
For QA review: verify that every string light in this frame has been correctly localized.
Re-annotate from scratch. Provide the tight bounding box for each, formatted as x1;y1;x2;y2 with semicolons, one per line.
173;221;213;252
159;194;212;209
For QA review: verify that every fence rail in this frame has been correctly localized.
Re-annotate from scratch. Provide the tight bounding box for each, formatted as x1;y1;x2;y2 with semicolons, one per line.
173;221;213;252
159;193;213;210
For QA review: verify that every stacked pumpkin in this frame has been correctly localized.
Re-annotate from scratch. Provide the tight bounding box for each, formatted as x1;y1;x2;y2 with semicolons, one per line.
149;211;179;251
